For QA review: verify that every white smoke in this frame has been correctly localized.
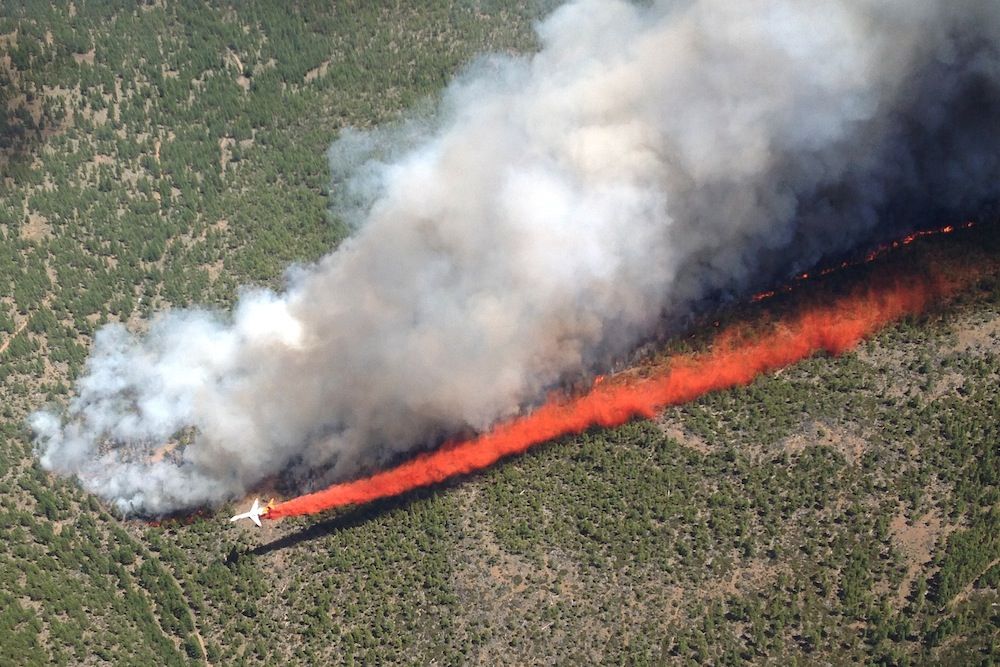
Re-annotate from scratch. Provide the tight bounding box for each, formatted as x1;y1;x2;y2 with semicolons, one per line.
32;0;1000;514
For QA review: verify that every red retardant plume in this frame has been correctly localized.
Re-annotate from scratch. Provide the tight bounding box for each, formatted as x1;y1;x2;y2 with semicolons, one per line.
267;256;971;520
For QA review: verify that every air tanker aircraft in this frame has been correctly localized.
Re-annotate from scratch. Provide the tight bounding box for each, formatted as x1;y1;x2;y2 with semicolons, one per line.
229;498;272;526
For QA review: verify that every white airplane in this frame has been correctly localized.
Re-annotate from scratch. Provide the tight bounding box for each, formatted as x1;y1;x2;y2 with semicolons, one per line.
229;498;269;527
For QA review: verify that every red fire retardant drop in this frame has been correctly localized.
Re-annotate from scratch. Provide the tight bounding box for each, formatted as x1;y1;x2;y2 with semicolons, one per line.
267;266;964;520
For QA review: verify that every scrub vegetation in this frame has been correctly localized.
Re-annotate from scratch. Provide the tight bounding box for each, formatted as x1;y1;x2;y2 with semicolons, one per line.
0;2;997;665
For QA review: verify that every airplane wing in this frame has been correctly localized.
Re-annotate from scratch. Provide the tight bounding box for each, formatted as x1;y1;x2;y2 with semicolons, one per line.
229;498;266;526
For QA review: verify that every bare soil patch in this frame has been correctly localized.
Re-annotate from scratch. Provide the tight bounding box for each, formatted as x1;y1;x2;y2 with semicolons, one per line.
890;507;952;606
656;416;713;454
781;422;868;464
715;557;783;598
21;212;51;241
949;314;1000;354
305;59;331;83
73;49;95;65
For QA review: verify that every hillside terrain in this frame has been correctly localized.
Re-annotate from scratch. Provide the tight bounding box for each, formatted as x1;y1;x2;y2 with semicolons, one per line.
1;2;998;665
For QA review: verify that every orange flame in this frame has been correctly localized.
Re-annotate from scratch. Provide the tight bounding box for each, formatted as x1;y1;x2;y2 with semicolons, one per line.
750;221;974;303
266;245;978;521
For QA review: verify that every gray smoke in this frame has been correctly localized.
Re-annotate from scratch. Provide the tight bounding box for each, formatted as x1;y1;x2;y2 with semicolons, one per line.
31;0;1000;515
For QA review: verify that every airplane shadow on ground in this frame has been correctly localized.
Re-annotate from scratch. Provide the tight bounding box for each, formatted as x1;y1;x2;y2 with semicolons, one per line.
242;486;450;560
237;218;1000;564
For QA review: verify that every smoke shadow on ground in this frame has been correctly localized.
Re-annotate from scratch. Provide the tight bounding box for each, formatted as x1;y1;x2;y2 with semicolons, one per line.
0;76;56;178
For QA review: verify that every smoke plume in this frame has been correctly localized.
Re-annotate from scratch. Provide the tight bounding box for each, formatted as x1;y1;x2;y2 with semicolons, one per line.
32;0;1000;515
267;260;975;519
